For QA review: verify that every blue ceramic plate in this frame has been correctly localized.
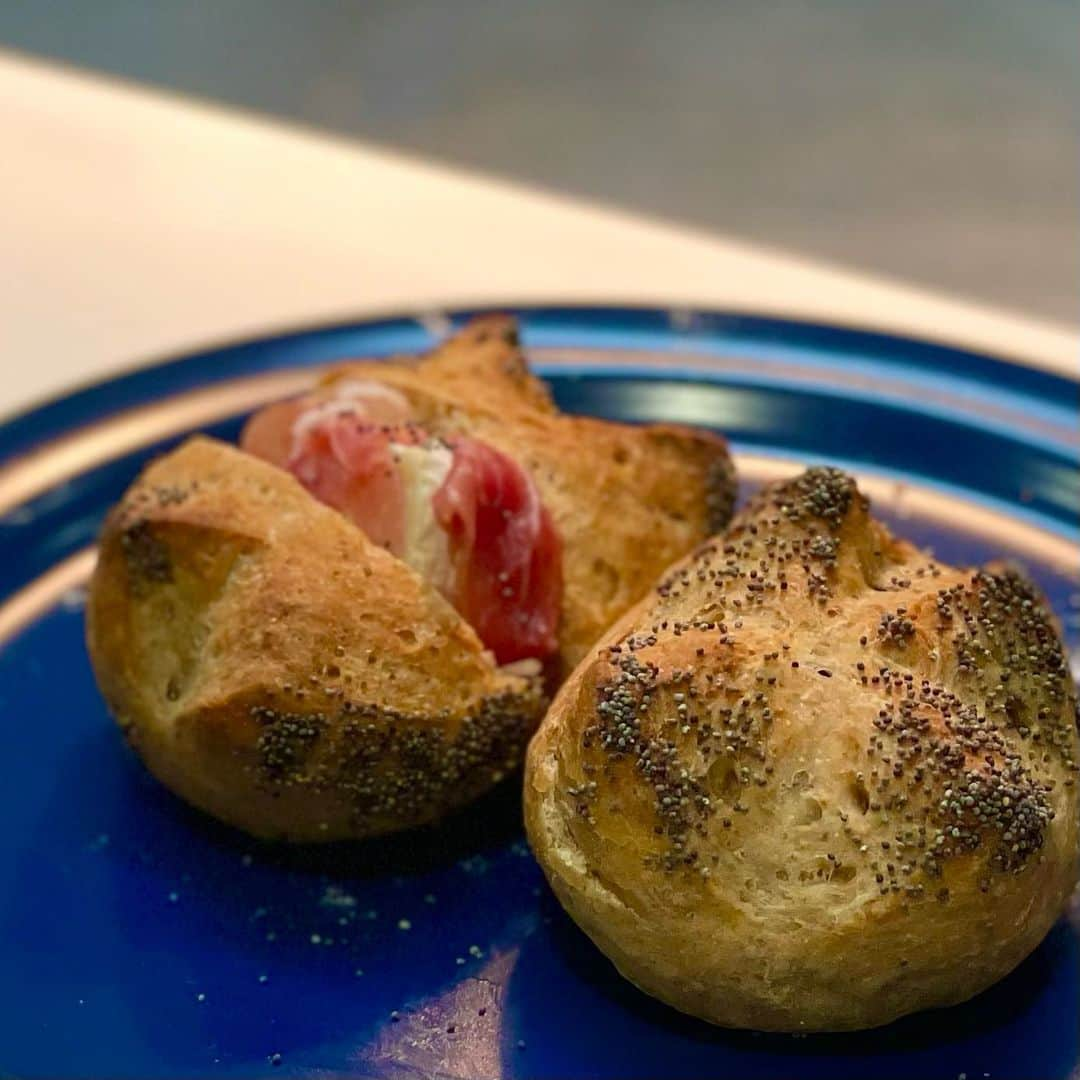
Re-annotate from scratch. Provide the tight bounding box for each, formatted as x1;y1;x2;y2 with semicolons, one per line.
0;307;1076;1080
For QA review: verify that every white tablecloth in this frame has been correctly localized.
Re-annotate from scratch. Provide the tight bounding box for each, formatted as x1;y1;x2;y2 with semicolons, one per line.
1;50;1075;421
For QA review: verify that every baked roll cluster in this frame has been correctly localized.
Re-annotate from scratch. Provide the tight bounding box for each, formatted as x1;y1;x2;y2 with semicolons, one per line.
86;317;1079;1032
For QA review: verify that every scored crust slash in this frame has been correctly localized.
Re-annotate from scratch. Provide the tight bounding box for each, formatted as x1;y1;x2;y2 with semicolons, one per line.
85;315;735;841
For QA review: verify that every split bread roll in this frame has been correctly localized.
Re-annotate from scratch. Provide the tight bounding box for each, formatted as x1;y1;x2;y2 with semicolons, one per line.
88;437;544;840
86;317;735;840
526;466;1079;1031
311;316;737;673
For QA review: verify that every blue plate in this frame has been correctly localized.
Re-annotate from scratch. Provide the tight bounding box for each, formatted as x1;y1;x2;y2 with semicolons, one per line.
0;307;1076;1079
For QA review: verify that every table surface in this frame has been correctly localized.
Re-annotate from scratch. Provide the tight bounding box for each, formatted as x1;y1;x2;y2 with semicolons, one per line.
3;1;1075;328
2;49;1076;422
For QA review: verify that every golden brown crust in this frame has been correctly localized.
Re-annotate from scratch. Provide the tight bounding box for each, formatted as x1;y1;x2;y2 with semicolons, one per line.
525;466;1080;1031
87;316;735;840
87;437;543;841
323;315;736;672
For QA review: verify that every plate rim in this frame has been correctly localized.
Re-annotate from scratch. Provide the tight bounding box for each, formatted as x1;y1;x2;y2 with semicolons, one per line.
2;303;1076;465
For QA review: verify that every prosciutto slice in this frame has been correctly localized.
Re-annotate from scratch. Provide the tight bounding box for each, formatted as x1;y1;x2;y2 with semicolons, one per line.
433;438;561;664
239;385;562;663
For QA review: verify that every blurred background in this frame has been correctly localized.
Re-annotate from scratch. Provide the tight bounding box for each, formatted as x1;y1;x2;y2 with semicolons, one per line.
1;0;1074;324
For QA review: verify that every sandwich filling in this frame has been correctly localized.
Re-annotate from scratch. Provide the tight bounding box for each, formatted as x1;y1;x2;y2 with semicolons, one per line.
240;381;562;664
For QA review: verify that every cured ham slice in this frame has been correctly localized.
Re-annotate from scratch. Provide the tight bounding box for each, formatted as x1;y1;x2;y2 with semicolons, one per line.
239;383;562;662
433;438;561;664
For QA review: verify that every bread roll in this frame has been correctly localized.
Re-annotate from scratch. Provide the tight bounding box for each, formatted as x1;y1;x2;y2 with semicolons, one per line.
525;466;1079;1031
